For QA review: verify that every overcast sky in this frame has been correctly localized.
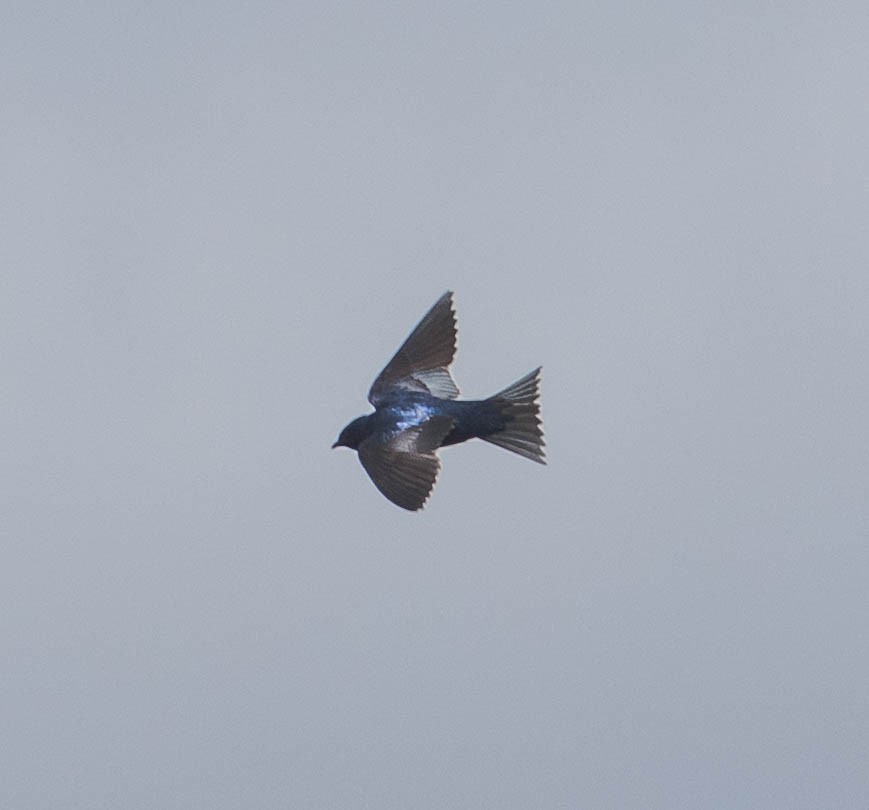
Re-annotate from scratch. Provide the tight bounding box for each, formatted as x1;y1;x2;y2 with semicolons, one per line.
3;3;868;808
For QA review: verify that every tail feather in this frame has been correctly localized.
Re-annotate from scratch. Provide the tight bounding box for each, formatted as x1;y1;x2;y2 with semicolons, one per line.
482;367;546;464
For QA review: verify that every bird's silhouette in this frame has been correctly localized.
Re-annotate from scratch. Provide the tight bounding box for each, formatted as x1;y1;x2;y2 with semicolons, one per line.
333;292;545;510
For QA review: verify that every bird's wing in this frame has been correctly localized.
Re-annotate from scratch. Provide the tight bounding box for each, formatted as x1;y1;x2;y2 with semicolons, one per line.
357;416;454;511
368;291;460;405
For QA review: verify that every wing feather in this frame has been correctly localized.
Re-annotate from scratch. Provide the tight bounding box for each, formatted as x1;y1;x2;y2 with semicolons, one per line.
357;416;454;510
368;291;460;404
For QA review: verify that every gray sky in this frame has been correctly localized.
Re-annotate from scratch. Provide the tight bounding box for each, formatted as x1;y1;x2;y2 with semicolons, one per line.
3;3;868;808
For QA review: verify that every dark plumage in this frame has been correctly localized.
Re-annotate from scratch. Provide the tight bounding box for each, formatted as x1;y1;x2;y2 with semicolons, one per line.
332;291;545;510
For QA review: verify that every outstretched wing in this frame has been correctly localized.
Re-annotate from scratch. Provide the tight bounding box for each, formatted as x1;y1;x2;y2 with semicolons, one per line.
368;291;460;405
357;416;454;511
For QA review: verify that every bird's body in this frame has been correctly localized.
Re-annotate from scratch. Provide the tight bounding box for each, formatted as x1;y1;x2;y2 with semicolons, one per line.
333;292;545;510
336;391;504;451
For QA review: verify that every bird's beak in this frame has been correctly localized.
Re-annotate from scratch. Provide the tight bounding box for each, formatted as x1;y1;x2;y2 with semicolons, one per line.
331;441;340;449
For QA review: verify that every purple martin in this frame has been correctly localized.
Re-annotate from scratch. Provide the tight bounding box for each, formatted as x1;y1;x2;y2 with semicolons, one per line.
332;291;545;510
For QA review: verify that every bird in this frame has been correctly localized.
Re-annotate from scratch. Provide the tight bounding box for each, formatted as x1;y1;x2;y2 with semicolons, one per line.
332;291;545;510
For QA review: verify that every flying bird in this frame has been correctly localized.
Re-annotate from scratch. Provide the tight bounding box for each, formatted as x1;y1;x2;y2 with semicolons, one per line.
332;291;545;510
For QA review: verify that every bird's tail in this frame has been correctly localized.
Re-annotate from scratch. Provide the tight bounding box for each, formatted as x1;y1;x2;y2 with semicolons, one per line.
481;367;546;464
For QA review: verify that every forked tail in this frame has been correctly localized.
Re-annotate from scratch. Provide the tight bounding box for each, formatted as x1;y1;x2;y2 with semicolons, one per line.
482;367;546;464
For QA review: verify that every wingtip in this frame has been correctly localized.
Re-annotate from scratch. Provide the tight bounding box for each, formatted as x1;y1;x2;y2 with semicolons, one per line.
439;290;455;318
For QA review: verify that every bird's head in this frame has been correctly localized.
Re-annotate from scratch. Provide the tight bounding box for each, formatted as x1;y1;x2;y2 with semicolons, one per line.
331;415;370;450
